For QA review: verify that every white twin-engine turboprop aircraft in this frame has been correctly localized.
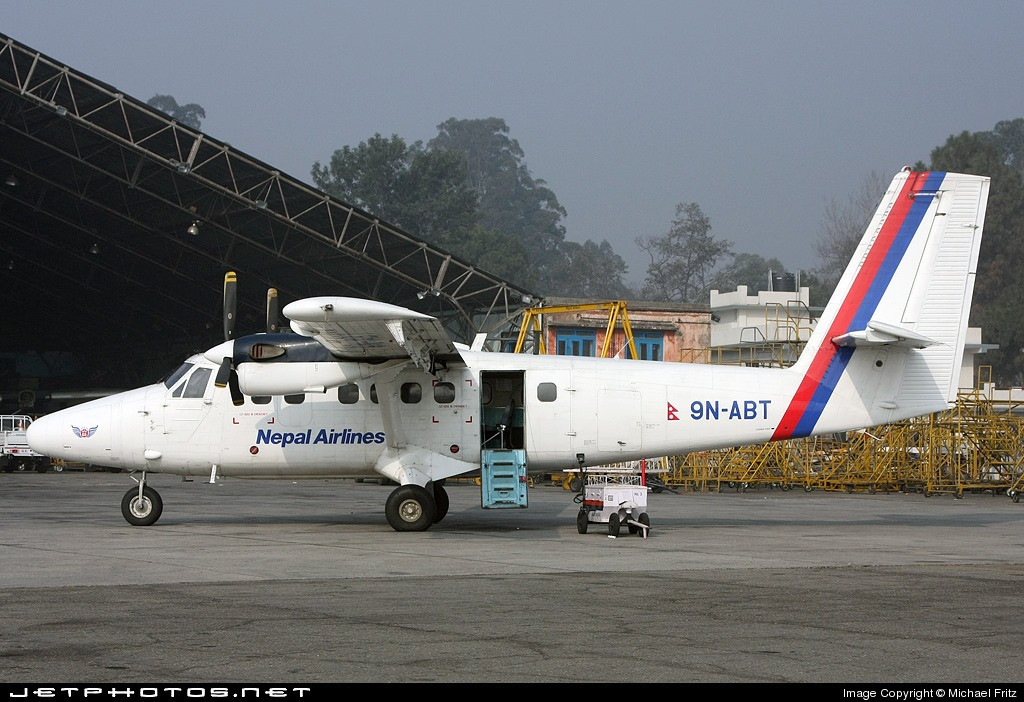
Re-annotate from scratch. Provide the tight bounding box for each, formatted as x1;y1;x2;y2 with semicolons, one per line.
28;169;990;531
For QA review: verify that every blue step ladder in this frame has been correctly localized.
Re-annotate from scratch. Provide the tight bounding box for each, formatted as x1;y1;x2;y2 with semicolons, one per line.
480;449;528;508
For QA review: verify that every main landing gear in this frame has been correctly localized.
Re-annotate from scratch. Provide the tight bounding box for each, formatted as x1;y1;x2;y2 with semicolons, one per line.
121;474;163;526
384;481;449;532
116;473;450;532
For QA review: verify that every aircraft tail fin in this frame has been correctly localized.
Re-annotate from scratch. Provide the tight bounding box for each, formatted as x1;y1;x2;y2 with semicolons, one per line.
773;169;989;440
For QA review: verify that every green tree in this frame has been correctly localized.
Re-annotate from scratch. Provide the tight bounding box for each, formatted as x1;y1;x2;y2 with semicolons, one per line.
925;129;1024;385
982;118;1024;176
429;118;572;291
429;118;566;251
312;119;632;298
715;252;789;294
146;94;205;129
543;240;634;298
637;202;732;303
813;170;890;291
310;133;478;249
456;226;535;290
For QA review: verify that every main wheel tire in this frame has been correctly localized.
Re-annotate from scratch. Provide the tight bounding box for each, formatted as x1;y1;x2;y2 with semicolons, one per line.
432;484;450;523
385;485;436;532
121;486;163;526
576;509;589;534
608;512;621;537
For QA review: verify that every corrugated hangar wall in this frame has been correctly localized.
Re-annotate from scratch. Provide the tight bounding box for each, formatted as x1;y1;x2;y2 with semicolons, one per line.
0;32;536;412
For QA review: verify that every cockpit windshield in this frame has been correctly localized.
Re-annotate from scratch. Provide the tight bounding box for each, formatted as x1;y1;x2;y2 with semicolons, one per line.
162;362;195;389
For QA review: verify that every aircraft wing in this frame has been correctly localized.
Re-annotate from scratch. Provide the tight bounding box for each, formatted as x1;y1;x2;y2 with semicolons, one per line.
282;296;464;373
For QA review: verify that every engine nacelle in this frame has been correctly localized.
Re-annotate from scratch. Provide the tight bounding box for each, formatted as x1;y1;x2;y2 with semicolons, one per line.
237;361;393;395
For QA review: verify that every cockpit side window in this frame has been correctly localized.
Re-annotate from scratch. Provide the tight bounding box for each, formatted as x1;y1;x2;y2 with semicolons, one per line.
181;367;213;398
163;362;195;389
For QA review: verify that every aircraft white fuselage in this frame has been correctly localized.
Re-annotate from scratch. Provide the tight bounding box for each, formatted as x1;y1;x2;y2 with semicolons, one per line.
27;169;991;531
29;352;831;479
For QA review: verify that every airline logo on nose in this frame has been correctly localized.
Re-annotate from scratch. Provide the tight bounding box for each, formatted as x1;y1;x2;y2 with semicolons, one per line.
71;425;99;438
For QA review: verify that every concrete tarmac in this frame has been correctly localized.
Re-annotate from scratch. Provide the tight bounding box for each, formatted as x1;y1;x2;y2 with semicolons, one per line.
1;471;1023;684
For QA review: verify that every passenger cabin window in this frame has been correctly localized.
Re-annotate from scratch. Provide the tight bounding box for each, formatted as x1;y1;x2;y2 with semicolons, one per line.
433;382;455;404
284;394;305;404
251;396;271;405
338;384;360;404
537;382;557;402
401;382;421;404
370;384;378;404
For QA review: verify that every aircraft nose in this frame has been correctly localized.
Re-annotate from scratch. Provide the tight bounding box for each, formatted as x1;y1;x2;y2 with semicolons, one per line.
26;414;60;458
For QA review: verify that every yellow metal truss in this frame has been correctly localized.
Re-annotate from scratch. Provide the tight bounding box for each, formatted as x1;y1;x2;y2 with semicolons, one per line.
512;301;638;359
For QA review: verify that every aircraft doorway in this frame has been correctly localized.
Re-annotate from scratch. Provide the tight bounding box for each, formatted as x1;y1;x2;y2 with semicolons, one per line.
480;371;524;450
479;371;528;509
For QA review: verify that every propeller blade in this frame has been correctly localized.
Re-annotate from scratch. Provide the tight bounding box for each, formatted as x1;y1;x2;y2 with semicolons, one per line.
266;287;279;333
227;369;244;406
214;356;233;389
223;271;237;341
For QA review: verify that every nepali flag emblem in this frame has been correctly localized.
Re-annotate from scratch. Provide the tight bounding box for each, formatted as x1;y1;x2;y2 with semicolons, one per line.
72;425;99;438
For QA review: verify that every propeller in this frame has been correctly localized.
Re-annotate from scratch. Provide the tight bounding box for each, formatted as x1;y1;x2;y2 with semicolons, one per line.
213;273;284;406
223;271;237;341
215;271;244;406
266;287;279;333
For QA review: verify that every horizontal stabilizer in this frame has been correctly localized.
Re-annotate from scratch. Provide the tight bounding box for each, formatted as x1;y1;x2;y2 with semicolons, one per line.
831;320;939;349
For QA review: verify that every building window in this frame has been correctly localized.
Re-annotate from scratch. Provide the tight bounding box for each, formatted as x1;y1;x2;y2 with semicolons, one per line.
631;331;663;361
556;328;595;357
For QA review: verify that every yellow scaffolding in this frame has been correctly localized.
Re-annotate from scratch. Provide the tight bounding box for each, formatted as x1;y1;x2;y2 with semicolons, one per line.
656;393;1024;499
513;301;638;359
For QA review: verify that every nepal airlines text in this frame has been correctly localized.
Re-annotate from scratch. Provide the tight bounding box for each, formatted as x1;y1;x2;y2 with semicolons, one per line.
255;428;386;447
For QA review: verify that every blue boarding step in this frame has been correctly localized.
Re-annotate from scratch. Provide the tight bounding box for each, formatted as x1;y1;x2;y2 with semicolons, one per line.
480;449;528;508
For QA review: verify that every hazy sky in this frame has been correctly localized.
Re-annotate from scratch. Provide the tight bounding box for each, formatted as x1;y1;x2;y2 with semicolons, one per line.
5;1;1024;286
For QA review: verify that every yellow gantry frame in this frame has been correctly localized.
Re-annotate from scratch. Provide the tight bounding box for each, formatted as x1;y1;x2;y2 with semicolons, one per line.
512;301;639;359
